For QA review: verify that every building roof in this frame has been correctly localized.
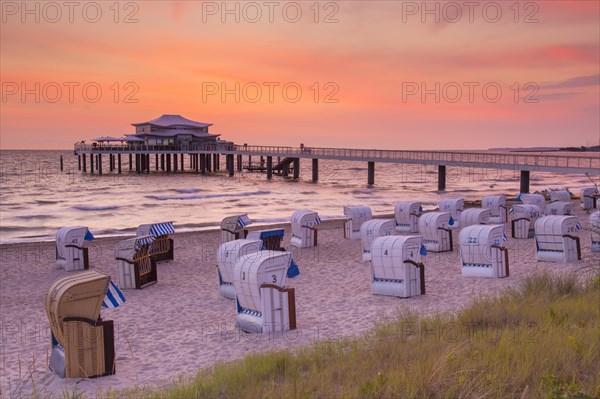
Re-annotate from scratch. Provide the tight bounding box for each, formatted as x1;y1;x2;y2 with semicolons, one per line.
131;114;213;129
136;130;220;139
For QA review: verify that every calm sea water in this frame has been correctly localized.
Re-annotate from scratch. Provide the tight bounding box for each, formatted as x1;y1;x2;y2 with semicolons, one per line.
0;149;596;244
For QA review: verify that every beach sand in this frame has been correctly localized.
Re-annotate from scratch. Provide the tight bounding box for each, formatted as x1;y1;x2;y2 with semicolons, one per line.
1;208;598;397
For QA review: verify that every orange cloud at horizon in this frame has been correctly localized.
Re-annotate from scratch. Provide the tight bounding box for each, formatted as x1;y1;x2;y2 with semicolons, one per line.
1;1;598;150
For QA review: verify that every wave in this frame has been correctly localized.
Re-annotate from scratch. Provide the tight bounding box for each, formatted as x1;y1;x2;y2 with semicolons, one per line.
35;200;59;205
173;188;206;194
15;214;57;220
146;190;271;201
73;205;121;211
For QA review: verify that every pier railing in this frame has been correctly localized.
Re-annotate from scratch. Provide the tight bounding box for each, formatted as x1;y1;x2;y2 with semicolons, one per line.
73;143;600;174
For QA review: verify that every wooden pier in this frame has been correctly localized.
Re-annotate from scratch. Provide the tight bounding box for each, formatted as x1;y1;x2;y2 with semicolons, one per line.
73;143;600;193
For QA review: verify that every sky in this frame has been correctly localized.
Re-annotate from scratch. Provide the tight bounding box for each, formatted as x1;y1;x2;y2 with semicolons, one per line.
1;0;599;150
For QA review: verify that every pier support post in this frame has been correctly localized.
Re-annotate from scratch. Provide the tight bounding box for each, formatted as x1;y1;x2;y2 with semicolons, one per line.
520;170;530;193
180;154;184;171
77;155;81;171
438;165;446;191
266;156;273;180
155;154;159;170
146;154;150;174
118;154;121;174
90;153;94;174
206;153;212;171
173;154;178;173
109;154;113;172
82;154;87;172
293;158;300;179
60;156;63;172
98;154;103;175
166;154;171;173
368;161;375;185
161;154;165;171
129;154;132;171
200;154;207;175
237;154;242;171
228;155;234;177
282;164;289;177
214;154;220;171
95;155;99;171
135;154;140;174
312;159;318;182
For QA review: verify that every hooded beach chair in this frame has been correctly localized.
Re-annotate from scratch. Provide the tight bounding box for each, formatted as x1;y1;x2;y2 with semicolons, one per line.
114;235;157;289
545;201;576;216
418;212;453;252
233;251;296;333
482;195;508;223
246;228;300;278
580;187;599;210
548;189;572;203
55;226;94;271
360;219;395;261
534;216;582;262
510;204;541;239
438;198;464;229
221;214;252;243
216;239;262;299
459;225;509;278
521;193;546;213
136;222;175;262
45;270;117;378
394;201;422;233
343;205;372;239
459;208;491;228
590;211;600;252
290;210;321;248
370;235;426;298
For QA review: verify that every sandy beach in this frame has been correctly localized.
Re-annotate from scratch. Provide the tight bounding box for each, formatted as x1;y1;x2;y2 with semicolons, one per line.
1;207;598;397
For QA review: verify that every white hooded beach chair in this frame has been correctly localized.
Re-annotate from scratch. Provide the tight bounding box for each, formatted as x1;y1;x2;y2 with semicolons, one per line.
545;201;576;216
459;208;491;228
459;225;509;278
343;205;372;239
360;219;395;261
115;235;157;289
534;216;582;263
521;193;546;213
418;212;453;252
370;235;426;298
290;210;321;248
221;214;252;243
510;204;541;239
580;187;599;210
590;211;600;253
482;195;507;223
438;198;464;229
45;270;116;378
394;201;422;233
56;226;94;271
246;228;300;278
548;189;572;203
136;222;175;262
234;251;296;333
216;239;262;299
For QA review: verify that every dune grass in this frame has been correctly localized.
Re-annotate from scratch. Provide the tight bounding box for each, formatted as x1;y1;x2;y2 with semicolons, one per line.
105;272;599;399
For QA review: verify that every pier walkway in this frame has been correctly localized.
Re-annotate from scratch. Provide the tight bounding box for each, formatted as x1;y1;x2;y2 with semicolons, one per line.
72;143;600;192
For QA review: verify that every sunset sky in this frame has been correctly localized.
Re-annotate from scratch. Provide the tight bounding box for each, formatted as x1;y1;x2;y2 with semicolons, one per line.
1;1;598;150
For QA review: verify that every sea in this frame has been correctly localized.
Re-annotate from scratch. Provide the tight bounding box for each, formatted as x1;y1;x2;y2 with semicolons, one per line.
1;149;597;244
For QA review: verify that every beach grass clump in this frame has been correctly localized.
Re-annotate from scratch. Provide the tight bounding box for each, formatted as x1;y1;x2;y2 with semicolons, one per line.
101;273;600;398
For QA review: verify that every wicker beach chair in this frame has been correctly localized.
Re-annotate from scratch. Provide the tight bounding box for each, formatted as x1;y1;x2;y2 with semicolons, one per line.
115;236;158;289
137;222;175;262
45;270;115;378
